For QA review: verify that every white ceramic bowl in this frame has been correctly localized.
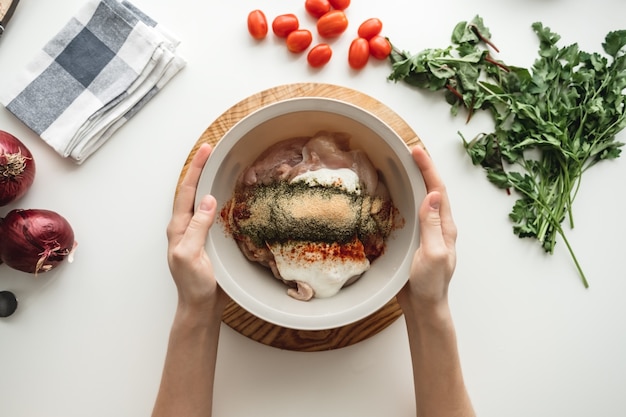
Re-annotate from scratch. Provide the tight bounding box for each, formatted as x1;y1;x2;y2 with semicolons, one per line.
196;97;426;330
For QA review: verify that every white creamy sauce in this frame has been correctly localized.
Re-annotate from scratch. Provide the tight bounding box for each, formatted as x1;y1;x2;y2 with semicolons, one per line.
291;168;361;194
269;241;370;298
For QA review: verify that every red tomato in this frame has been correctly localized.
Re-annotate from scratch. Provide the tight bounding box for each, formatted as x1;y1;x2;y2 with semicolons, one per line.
286;29;313;53
272;14;299;38
369;35;391;59
357;18;383;40
348;37;369;69
307;44;333;67
247;10;268;40
329;0;351;10
305;0;331;18
317;10;349;38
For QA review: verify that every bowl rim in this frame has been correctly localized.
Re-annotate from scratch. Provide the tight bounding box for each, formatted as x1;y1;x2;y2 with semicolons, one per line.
197;96;425;330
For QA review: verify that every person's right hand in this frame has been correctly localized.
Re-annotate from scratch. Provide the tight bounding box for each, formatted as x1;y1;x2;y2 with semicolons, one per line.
396;146;476;417
397;145;458;313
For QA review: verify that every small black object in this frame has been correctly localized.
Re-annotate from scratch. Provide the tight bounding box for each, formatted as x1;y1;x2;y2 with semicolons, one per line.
0;291;18;317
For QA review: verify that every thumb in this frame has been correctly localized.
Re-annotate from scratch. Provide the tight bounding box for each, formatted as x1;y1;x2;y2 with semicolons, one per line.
419;191;445;247
182;195;217;251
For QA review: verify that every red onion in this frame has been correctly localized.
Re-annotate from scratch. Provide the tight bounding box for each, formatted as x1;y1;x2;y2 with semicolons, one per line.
0;209;77;274
0;130;36;207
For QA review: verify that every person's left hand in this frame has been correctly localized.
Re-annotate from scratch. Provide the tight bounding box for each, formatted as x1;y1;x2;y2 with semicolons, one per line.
166;144;228;320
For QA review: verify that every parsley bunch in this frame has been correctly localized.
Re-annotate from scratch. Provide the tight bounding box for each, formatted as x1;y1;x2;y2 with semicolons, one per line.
388;16;626;287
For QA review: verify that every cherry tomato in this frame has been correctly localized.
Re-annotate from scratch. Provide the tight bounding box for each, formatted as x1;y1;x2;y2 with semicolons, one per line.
305;0;331;18
307;44;333;67
329;0;351;10
358;18;383;40
247;9;268;40
369;35;391;59
348;37;370;69
286;29;313;53
272;14;299;38
317;10;349;38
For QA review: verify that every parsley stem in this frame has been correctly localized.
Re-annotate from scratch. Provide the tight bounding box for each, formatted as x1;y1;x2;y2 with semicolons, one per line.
556;227;589;288
485;54;510;72
469;23;500;52
446;84;463;100
510;173;588;287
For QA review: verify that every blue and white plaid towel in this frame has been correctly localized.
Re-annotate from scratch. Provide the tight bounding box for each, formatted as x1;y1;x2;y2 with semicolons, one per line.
0;0;185;164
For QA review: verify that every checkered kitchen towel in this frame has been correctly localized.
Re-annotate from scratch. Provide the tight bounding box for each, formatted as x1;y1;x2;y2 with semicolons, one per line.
0;0;185;163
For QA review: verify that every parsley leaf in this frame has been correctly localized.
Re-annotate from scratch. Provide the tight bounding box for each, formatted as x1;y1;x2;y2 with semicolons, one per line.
388;17;626;287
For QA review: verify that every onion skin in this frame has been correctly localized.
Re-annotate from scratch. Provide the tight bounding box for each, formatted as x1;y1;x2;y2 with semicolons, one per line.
0;209;76;274
0;130;36;207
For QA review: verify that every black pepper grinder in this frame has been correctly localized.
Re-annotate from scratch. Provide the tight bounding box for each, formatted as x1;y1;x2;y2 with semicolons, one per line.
0;291;18;317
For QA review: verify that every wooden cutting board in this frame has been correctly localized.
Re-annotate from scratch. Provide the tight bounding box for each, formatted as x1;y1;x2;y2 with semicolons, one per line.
176;83;423;352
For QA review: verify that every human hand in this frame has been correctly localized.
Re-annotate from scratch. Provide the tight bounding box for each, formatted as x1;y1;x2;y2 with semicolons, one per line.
166;144;228;320
397;145;458;314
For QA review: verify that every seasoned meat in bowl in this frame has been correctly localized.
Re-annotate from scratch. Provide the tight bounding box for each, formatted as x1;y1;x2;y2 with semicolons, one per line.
195;97;426;330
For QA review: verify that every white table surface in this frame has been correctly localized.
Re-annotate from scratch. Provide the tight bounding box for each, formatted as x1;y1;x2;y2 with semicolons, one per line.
1;1;625;416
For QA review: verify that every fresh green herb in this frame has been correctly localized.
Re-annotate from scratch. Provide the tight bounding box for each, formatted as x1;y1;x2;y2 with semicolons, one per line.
388;16;626;287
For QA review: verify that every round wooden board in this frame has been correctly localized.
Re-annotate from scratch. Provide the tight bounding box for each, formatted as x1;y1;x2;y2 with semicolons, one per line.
176;83;422;352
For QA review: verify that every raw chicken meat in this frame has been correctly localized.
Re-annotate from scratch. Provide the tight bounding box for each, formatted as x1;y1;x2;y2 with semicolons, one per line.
220;131;397;301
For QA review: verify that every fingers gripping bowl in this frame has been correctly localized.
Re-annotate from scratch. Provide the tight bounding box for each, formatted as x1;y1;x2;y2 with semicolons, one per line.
196;97;426;330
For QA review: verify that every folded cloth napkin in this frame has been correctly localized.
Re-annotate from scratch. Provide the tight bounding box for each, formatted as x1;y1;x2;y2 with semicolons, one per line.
0;0;185;163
